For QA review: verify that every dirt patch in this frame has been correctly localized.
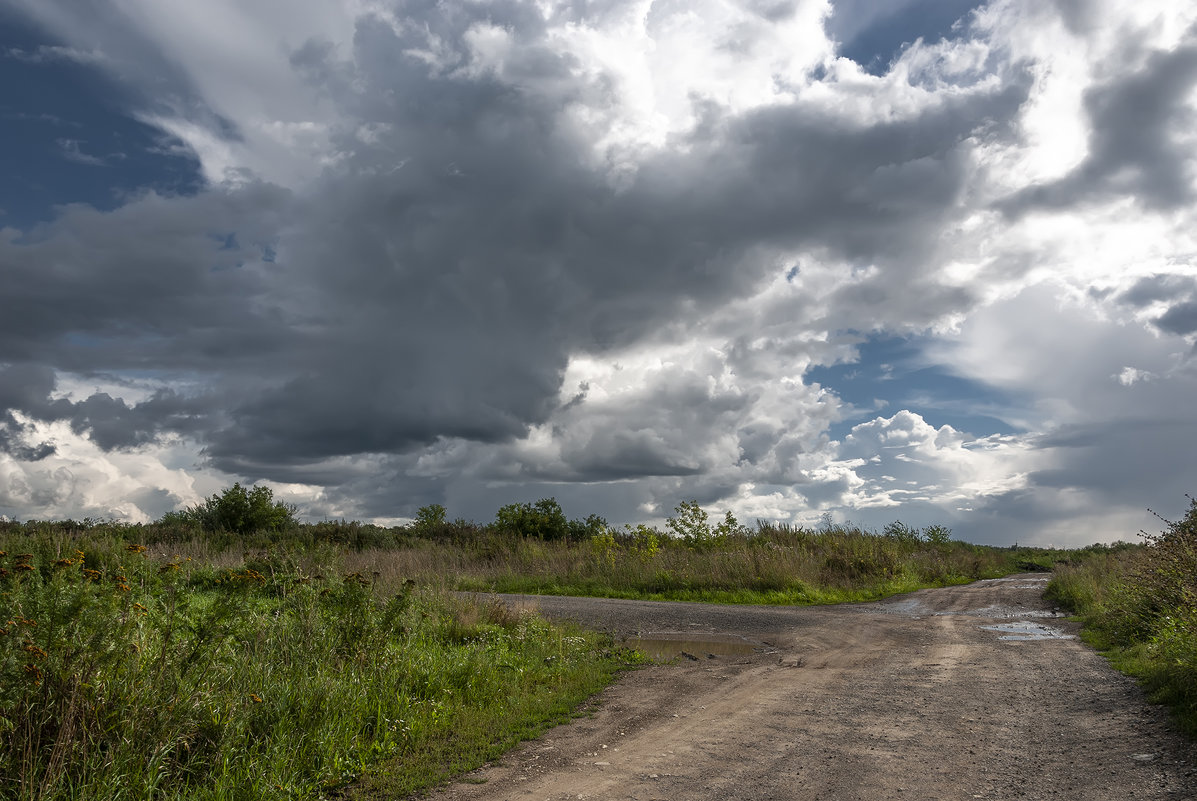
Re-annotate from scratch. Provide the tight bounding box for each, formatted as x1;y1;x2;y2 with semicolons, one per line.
435;577;1195;800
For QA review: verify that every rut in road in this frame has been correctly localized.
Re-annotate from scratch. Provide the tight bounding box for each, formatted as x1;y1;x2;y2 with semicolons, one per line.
433;576;1195;801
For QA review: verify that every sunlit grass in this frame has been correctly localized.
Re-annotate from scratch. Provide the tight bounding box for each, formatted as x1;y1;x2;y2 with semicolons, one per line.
0;534;628;800
1047;497;1197;737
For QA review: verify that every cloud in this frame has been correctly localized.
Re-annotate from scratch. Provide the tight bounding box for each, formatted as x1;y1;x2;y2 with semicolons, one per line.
3;44;107;65
0;0;1194;544
998;19;1197;213
56;138;107;166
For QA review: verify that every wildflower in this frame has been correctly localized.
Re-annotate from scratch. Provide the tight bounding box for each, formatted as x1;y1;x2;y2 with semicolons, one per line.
53;559;74;568
159;562;181;573
22;641;47;659
15;564;33;572
249;693;264;703
132;603;148;614
116;583;131;593
24;663;43;685
82;569;101;582
125;544;147;554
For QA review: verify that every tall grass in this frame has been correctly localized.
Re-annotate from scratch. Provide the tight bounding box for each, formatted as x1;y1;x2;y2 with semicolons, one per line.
425;522;1075;604
0;532;626;800
0;512;1102;798
1047;497;1196;736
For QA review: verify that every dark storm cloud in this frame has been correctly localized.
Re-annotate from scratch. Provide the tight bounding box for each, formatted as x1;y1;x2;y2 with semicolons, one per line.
1155;301;1197;336
66;390;210;451
1026;419;1196;509
1114;274;1197;336
1001;30;1197;213
0;363;209;452
1049;0;1100;37
197;5;1031;478
0;1;1032;489
1116;273;1197;308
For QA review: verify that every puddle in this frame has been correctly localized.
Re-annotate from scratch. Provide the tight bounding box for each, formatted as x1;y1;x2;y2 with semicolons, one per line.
625;633;758;661
876;598;929;616
948;604;1065;619
979;621;1075;641
979;575;1050;583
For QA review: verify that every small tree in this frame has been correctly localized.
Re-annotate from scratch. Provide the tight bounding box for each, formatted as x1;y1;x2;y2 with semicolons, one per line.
883;520;922;545
171;483;297;535
494;498;571;540
923;524;953;545
413;504;447;536
714;510;746;540
667;499;711;548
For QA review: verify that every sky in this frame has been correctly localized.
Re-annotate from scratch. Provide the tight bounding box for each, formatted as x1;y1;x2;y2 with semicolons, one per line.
0;0;1195;546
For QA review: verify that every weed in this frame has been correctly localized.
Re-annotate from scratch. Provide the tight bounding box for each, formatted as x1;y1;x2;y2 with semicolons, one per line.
1046;496;1196;736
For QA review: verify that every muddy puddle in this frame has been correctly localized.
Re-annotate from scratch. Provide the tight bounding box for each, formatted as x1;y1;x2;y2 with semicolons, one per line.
625;633;759;661
980;621;1075;641
871;600;1064;619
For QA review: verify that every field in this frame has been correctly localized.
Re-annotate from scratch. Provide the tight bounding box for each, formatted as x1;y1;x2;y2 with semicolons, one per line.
0;526;629;800
0;492;1168;799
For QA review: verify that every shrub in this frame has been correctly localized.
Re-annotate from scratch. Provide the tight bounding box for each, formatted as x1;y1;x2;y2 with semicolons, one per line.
923;524;953;545
494;498;570;541
166;483;298;535
883;520;922;544
666;500;711;547
412;504;448;538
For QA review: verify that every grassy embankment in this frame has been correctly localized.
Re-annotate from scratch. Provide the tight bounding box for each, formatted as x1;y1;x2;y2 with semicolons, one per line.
1047;496;1197;736
1;506;1092;799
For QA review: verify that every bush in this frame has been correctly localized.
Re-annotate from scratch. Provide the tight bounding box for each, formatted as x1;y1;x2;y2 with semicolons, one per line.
883;520;922;544
165;483;298;535
666;501;746;551
412;504;448;538
1047;494;1197;734
494;499;570;541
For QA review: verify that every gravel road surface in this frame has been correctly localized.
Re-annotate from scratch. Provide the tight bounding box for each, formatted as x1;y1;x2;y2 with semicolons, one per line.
432;576;1195;800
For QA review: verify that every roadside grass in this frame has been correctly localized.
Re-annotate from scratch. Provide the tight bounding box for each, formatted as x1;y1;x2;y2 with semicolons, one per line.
383;522;1076;605
0;510;1102;800
0;531;630;800
1046;498;1197;737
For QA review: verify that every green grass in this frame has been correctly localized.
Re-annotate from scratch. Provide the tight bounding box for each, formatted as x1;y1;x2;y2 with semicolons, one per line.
0;533;632;800
437;523;1069;605
1046;500;1197;737
0;511;1115;800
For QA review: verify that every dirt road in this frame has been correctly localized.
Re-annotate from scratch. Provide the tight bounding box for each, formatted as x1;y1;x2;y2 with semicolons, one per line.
433;576;1195;800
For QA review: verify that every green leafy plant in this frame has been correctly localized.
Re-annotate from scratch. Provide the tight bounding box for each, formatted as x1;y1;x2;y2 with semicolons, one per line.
413;504;448;537
495;498;565;540
923;524;953;545
169;483;298;535
666;500;712;549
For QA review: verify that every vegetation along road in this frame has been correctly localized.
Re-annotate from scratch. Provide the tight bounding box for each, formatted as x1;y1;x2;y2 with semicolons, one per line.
436;575;1195;801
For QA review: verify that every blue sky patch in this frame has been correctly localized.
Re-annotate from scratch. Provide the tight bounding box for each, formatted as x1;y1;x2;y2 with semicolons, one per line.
831;0;985;76
807;334;1023;440
0;12;202;230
